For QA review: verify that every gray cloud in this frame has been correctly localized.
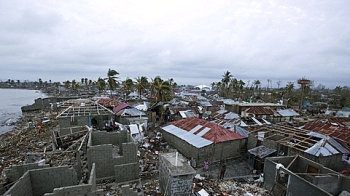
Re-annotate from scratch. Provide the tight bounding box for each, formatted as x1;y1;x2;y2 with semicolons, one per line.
0;0;349;88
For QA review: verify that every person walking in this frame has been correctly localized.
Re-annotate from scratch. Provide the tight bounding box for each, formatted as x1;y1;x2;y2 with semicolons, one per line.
203;160;209;172
219;160;227;180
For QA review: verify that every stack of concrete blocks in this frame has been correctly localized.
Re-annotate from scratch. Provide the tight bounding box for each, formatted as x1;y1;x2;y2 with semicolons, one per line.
87;130;139;183
4;164;103;196
159;152;196;196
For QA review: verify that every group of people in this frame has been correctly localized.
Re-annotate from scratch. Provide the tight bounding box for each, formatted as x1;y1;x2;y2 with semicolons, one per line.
203;159;227;180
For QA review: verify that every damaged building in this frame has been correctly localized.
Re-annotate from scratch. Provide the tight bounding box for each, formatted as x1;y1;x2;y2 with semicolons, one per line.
159;152;196;196
161;117;246;167
264;155;350;196
247;124;350;172
57;99;115;135
87;130;139;183
3;163;103;196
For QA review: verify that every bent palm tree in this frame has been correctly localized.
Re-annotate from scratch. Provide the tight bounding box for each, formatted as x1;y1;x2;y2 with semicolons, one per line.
135;76;148;100
152;76;171;102
105;69;119;96
97;77;106;94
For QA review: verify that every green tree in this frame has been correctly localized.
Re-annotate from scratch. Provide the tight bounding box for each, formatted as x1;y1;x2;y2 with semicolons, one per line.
97;77;106;94
152;76;171;102
64;80;71;89
135;76;148;99
105;69;119;96
122;77;134;99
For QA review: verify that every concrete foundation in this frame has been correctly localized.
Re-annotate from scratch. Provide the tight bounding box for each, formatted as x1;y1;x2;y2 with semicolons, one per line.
159;152;196;196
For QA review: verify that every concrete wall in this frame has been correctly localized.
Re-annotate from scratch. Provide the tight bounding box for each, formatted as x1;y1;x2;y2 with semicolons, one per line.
264;156;350;196
87;131;138;181
286;146;348;172
158;153;195;196
89;131;128;146
247;133;258;150
4;162;49;183
286;173;332;196
115;163;139;183
4;166;77;196
4;171;33;196
30;166;78;196
44;163;104;196
161;129;244;167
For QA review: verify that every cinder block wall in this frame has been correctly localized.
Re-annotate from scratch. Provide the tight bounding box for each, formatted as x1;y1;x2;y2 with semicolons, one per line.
59;126;84;136
87;131;138;180
264;157;336;196
87;144;114;179
160;130;199;161
30;166;78;196
4;172;33;196
158;154;194;196
287;174;331;196
161;129;243;167
90;131;128;146
212;140;241;162
115;163;139;183
43;163;104;196
4;163;49;183
247;134;258;150
4;166;77;196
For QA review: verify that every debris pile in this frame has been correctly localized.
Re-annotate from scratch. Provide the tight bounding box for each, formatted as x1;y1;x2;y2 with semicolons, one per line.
193;177;269;196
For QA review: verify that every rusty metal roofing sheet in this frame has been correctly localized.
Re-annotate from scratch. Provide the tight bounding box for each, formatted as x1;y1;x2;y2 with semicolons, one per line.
169;117;245;143
246;107;275;115
113;102;133;113
162;124;213;148
303;120;350;149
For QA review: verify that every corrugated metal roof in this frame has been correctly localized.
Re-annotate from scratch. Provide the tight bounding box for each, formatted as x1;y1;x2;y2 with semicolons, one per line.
277;109;300;117
113;102;133;113
245;107;275;115
116;108;145;116
168;117;245;143
303;120;350;150
236;126;249;137
248;145;276;158
225;112;240;120
162;124;213;148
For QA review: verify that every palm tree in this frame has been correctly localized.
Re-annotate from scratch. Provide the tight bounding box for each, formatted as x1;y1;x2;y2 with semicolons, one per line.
97;77;106;94
152;76;171;102
63;80;71;89
105;68;119;96
122;77;134;99
221;71;232;97
135;76;148;99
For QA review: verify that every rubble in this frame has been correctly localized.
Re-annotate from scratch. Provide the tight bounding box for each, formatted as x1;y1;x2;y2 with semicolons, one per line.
193;178;269;196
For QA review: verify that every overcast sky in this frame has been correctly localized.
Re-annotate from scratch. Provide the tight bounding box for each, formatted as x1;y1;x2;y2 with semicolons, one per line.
1;0;349;89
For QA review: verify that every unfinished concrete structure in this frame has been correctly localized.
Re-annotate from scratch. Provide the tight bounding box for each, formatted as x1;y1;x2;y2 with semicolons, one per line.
4;164;103;196
87;130;139;183
56;99;115;135
161;117;246;167
264;155;350;196
159;152;196;196
247;124;350;171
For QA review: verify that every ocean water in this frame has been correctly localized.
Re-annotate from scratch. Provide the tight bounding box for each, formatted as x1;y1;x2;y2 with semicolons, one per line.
0;89;46;134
